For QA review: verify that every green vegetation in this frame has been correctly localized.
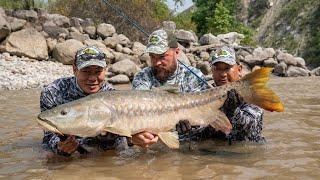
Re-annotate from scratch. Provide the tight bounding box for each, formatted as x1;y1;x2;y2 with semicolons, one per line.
303;4;320;68
0;0;49;10
191;0;255;45
47;0;172;42
171;10;197;32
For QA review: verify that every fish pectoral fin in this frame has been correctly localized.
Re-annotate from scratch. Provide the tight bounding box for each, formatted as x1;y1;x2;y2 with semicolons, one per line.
104;127;132;137
209;111;232;135
158;132;180;149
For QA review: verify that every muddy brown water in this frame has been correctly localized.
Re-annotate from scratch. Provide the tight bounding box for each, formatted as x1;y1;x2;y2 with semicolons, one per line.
0;77;319;179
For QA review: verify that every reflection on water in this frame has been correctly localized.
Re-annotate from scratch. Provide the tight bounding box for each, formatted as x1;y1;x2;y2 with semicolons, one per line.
0;77;319;179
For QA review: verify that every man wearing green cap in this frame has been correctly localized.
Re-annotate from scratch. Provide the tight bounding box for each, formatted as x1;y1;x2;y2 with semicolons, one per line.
179;46;265;143
131;29;208;148
40;46;128;156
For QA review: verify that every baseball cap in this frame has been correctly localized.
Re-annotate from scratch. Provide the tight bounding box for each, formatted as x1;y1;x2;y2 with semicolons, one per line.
145;29;178;54
209;46;238;66
75;46;106;70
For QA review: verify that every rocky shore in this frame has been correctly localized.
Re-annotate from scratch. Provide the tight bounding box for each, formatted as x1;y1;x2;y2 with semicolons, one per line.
0;8;319;91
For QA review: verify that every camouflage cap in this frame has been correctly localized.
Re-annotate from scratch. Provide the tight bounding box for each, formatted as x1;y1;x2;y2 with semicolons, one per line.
75;46;106;70
146;29;178;54
209;46;238;66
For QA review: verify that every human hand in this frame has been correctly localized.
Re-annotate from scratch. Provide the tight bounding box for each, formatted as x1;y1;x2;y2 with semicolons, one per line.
131;132;159;148
176;120;191;135
57;135;79;154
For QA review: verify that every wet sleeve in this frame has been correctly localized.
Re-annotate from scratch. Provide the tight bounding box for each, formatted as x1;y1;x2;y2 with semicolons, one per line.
40;88;55;112
42;131;63;155
229;104;265;142
132;71;152;90
40;89;69;156
187;68;209;92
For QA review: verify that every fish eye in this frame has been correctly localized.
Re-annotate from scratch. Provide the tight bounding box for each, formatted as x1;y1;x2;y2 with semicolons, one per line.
61;109;68;115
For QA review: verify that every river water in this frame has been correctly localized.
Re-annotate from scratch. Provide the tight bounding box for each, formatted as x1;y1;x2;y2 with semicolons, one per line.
0;77;319;179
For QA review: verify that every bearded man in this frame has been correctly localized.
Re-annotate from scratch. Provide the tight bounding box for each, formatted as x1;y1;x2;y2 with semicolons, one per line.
131;29;208;148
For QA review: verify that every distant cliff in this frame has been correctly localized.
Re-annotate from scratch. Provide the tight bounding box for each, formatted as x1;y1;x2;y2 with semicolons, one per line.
243;0;320;68
181;0;320;68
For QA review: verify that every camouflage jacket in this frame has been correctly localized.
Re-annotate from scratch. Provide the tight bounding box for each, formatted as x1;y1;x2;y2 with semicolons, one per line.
180;88;265;143
40;77;126;156
132;63;208;92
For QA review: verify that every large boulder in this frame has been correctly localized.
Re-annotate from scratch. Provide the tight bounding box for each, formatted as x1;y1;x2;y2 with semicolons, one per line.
68;32;89;42
217;32;244;45
175;30;196;43
117;34;131;46
294;57;306;68
43;21;69;38
311;67;320;76
132;42;146;56
2;28;48;60
0;15;10;41
273;61;287;76
199;33;220;46
97;23;116;39
84;26;96;39
45;14;70;28
276;51;297;66
286;66;310;77
6;17;26;32
108;59;141;78
107;74;130;84
12;10;38;22
263;58;278;67
52;39;84;64
104;35;119;48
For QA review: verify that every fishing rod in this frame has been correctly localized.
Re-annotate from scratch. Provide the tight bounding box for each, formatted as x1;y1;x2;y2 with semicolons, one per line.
101;0;211;88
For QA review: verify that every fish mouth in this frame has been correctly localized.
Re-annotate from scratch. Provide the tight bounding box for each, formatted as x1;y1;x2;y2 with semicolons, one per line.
37;115;63;135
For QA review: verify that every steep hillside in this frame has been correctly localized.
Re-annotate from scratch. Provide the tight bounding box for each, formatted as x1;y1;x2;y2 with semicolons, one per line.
244;0;320;68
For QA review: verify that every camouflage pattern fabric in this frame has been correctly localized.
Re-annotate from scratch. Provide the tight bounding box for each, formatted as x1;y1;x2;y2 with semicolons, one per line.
40;77;127;156
132;63;208;92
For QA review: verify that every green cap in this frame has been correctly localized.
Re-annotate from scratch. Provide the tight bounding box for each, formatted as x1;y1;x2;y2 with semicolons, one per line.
210;46;237;66
75;46;106;70
146;29;178;54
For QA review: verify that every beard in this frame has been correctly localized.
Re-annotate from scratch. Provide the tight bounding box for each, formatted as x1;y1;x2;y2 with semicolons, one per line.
153;62;177;82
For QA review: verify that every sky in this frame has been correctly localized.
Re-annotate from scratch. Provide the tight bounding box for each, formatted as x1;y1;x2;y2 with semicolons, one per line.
166;0;194;13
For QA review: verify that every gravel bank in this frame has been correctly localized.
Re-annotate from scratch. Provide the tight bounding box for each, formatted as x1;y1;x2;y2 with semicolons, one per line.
0;53;72;90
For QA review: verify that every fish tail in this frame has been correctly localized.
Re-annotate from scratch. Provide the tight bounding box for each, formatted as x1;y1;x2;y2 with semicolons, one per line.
236;68;284;112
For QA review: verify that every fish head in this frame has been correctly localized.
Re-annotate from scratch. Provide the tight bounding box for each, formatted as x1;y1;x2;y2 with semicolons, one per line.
37;99;113;137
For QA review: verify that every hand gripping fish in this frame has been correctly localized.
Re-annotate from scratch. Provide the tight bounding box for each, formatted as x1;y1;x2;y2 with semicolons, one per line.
37;68;284;149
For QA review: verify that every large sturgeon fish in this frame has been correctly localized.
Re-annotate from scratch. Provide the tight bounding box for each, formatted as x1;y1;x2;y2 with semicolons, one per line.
37;68;284;149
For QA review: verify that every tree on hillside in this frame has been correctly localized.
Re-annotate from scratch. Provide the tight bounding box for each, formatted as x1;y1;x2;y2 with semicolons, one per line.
191;0;255;45
49;0;172;42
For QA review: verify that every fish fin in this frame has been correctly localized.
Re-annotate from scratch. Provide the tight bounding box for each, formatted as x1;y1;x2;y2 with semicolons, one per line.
104;127;132;137
158;132;180;149
153;84;180;94
238;67;284;112
209;111;232;135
